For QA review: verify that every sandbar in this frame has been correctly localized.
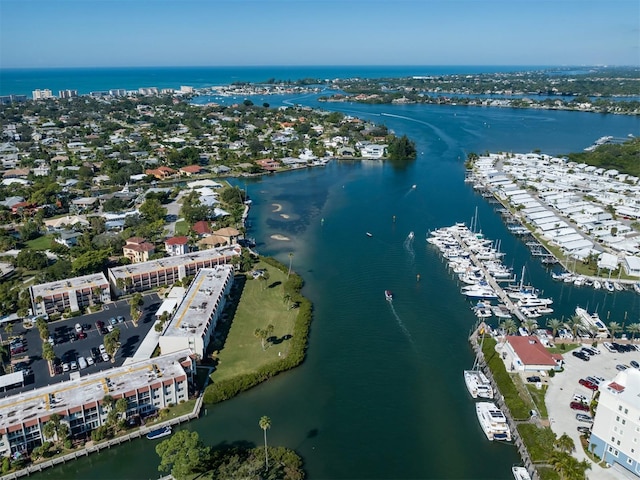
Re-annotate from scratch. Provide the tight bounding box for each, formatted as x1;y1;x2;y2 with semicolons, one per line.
271;234;290;241
280;214;290;219
272;203;282;212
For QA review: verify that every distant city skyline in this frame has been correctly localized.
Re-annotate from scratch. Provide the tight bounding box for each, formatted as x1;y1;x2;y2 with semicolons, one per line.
1;0;639;69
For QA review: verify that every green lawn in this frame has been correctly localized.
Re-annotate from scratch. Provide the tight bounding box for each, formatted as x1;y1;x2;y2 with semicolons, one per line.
174;220;189;235
26;235;54;251
210;262;297;383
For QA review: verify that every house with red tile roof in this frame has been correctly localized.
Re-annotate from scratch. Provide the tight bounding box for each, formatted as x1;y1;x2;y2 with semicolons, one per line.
191;221;212;236
503;336;563;372
145;166;177;180
164;236;189;256
255;159;280;172
123;237;155;263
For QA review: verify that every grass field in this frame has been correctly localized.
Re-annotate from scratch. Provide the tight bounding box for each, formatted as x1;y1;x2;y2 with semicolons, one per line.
26;235;53;251
174;220;189;235
210;262;298;383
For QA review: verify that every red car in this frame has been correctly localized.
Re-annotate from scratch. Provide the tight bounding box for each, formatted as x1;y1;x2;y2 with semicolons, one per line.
76;332;87;340
579;378;598;391
570;401;590;412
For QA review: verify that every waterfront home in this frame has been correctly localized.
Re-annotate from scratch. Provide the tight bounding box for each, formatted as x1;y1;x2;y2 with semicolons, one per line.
624;256;640;277
179;165;204;176
503;336;563;372
44;215;89;231
145;166;177;180
54;230;82;248
255;158;280;172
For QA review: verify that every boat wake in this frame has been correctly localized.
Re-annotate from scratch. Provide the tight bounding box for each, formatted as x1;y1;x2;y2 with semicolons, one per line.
403;232;415;261
388;302;414;345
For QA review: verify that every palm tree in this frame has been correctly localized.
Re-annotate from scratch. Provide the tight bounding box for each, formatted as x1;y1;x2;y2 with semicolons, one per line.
547;318;562;340
609;321;623;340
569;315;583;340
549;450;571;479
627;323;640;343
259;416;271;471
499;318;517;343
287;252;293;278
554;433;575;453
523;318;538;335
42;342;56;375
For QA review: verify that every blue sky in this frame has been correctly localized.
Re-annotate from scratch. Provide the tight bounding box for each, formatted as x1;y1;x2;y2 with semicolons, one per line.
1;0;638;68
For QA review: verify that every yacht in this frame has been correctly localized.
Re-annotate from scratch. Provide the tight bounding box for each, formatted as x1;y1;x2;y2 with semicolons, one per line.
463;330;493;399
385;290;393;302
512;466;532;480
476;402;512;441
146;426;172;440
575;306;610;338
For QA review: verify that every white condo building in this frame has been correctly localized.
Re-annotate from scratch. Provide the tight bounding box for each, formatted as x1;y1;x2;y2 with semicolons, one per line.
590;369;640;476
32;89;54;100
159;265;234;358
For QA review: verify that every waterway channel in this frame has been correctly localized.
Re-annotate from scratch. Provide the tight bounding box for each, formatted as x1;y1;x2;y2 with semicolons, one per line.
36;99;640;479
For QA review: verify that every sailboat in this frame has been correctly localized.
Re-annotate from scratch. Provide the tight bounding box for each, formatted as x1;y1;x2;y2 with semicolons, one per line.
463;326;493;399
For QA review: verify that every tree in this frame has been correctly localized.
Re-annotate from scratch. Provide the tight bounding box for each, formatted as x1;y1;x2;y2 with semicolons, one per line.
554;433;575;453
386;134;417;160
16;249;48;270
569;315;583;340
608;321;623;340
104;328;121;362
72;249;109;276
259;416;271;471
156;430;210;480
499;318;517;342
547;318;562;339
42;342;55;373
129;293;144;326
115;397;128;420
523;318;538;335
627;322;640;343
139;197;167;223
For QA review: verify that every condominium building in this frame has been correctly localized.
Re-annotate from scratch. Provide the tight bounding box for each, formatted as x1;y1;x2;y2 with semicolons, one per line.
29;273;111;316
159;265;233;358
32;89;54;100
0;350;194;457
590;369;640;476
58;90;78;99
108;244;241;296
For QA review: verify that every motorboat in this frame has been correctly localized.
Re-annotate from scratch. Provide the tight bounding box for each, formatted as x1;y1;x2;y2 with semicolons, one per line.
603;281;615;292
385;290;393;302
407;231;414;240
492;305;512;319
473;302;493;319
575;306;610;338
366;232;373;237
146;426;172;440
634;282;640;295
476;402;512;441
512;466;532;480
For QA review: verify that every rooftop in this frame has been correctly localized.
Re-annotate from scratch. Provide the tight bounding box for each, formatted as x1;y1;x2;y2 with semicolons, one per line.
30;272;109;298
163;265;233;339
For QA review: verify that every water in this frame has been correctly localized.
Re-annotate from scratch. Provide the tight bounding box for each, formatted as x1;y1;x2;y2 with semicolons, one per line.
1;65;548;96
30;84;640;479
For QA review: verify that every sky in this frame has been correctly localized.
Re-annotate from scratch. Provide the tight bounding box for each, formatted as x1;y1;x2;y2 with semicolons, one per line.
1;0;639;69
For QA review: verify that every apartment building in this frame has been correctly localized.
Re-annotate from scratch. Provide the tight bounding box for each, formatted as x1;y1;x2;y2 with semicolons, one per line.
30;273;111;316
590;369;640;476
0;350;194;457
159;265;234;358
32;89;54;100
122;237;155;263
108;244;241;296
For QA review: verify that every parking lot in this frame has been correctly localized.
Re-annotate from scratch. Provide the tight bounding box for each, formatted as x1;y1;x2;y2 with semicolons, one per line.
545;342;640;480
1;293;160;398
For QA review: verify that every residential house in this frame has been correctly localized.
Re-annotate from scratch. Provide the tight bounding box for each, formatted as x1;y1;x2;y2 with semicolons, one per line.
145;166;177;180
164;236;190;256
191;221;212;237
123;237;155;263
255;159;280;172
213;227;241;244
54;230;82;248
179;165;203;176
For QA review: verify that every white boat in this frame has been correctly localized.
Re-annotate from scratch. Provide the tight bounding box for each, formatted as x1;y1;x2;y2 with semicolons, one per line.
462;286;498;299
146;426;172;440
473;302;493;319
407;231;414;240
512;466;532;480
492;304;512;319
613;282;624;291
575;306;610;338
634;282;640;295
476;402;511;441
366;232;373;237
464;330;493;399
603;281;615;292
385;290;393;302
593;280;602;290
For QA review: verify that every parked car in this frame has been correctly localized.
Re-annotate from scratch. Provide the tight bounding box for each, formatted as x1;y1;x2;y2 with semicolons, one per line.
100;327;109;335
585;376;602;386
616;364;629;371
577;426;591;434
77;357;87;369
579;378;598;390
47;336;55;346
95;320;104;330
526;376;541;383
117;315;125;323
603;342;616;353
62;363;70;372
74;323;83;333
70;360;78;370
76;332;87;340
86;356;95;366
99;344;106;354
101;352;110;362
576;413;593;423
91;347;100;362
631;360;640;369
573;351;590;361
585;346;601;355
573;394;588;403
570;401;590;411
109;317;117;325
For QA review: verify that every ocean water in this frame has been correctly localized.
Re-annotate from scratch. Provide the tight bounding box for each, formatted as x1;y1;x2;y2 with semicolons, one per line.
25;78;640;479
0;65;548;96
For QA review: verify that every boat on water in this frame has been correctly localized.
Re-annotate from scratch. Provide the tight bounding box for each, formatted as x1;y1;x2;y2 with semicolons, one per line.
634;282;640;295
411;184;417;189
408;231;414;240
575;306;610;338
476;402;511;441
366;232;373;237
512;466;532;480
146;426;172;440
464;328;493;399
385;290;393;302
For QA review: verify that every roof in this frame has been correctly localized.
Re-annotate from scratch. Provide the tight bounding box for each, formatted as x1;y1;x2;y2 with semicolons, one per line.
180;165;202;173
165;236;189;246
192;221;212;235
214;227;240;237
506;335;560;366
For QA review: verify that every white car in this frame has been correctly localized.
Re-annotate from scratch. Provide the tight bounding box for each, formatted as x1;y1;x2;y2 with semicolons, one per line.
62;363;70;372
75;323;83;333
102;352;110;362
99;344;106;354
603;342;616;353
86;356;95;366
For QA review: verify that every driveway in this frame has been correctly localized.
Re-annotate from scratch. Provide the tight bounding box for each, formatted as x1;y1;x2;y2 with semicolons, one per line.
546;343;640;480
